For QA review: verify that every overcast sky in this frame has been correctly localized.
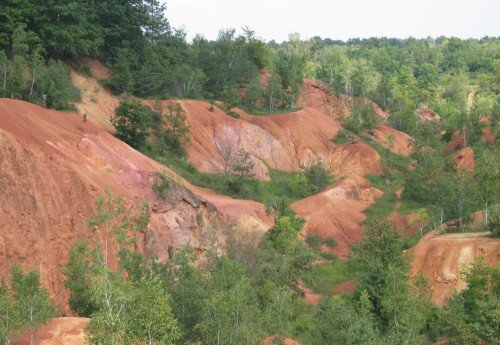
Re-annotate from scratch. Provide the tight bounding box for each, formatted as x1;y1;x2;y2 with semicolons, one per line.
164;0;500;42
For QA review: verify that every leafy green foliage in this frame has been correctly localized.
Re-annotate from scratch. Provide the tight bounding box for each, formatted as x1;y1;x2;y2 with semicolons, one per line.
10;266;55;344
304;162;332;193
342;99;379;134
439;259;500;344
111;98;153;149
151;171;170;199
0;280;20;345
313;296;380;345
152;102;191;156
63;240;97;317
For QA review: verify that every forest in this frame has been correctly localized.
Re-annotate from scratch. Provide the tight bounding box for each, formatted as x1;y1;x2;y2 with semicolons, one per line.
0;1;499;345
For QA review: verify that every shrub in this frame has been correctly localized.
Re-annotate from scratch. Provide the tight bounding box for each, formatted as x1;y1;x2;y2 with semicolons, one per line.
342;99;379;134
35;60;80;110
325;237;337;248
305;162;331;193
306;235;323;248
331;129;354;145
111;98;153;149
152;172;170;199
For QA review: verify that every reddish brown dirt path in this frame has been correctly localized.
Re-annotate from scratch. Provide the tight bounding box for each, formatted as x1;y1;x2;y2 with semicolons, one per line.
13;317;89;345
410;232;499;306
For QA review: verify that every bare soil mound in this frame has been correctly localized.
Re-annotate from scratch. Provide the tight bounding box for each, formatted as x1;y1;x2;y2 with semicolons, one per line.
13;317;89;345
372;125;412;156
292;176;382;257
410;232;499;306
416;108;441;122
453;146;475;171
0;99;270;311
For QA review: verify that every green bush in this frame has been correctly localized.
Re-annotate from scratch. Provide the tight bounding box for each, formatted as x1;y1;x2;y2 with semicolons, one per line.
111;98;153;149
324;237;337;248
342;99;379;134
331;129;355;145
35;60;80;110
305;162;332;193
306;235;323;248
152;172;170;199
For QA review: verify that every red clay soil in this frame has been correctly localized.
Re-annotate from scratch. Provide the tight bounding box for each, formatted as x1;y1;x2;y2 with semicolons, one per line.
71;70;118;133
264;336;302;345
298;79;350;117
415;108;441;122
13;317;89;345
372;125;412;156
453;147;475;171
151;99;381;181
292;176;382;258
298;79;389;120
388;211;426;237
410;232;500;306
334;280;356;295
0;99;271;312
298;280;322;305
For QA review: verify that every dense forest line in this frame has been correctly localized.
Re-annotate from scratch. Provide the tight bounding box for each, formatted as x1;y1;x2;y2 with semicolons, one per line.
0;1;499;345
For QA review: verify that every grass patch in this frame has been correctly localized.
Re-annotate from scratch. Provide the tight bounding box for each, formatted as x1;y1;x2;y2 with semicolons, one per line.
151;171;170;199
364;174;403;223
144;149;332;213
331;129;356;145
303;259;356;296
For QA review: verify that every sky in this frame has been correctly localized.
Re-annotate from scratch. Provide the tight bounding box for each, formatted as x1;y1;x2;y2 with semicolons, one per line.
163;0;500;42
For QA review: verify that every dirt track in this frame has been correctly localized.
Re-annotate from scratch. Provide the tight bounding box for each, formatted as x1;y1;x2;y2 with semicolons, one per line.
410;232;499;305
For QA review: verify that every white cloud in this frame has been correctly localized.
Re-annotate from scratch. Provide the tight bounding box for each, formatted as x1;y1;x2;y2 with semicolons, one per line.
163;0;500;42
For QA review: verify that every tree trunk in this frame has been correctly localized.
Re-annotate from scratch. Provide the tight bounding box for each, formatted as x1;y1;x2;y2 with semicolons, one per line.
485;202;489;226
2;65;6;96
29;67;36;99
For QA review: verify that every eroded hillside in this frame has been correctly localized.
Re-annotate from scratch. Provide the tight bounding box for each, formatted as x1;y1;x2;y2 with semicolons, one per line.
0;99;271;311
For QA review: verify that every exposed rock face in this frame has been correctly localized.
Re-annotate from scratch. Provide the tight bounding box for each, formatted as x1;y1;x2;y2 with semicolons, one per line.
410;232;500;306
0;99;271;311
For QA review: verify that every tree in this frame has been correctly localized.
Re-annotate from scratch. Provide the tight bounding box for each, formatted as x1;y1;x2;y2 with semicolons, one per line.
195;257;262;345
63;240;97;317
0;51;8;97
10;266;55;345
85;266;133;345
124;277;181;345
354;222;407;320
9;25;29;98
313;296;380;345
441;259;500;344
105;48;134;94
28;45;44;100
0;281;20;345
342;99;379;134
111;98;153;149
475;148;500;232
154;102;190;156
33;0;103;58
35;59;80;110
